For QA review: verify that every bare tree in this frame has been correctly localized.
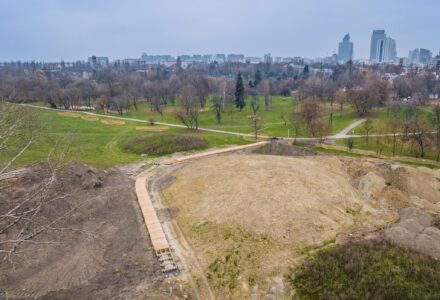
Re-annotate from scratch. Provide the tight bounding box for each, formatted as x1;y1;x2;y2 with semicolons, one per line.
430;104;440;160
363;118;374;145
211;96;222;124
248;97;262;141
175;85;200;129
403;118;430;158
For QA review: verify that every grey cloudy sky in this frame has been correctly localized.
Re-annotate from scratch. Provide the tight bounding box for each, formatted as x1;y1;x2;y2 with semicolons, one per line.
0;0;438;61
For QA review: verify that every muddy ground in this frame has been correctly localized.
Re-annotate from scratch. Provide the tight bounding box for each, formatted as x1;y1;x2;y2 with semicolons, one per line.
0;163;178;299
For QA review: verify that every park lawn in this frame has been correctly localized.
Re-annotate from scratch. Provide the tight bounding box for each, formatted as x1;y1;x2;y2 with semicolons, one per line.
95;96;359;137
350;106;434;135
334;136;440;166
2;109;250;169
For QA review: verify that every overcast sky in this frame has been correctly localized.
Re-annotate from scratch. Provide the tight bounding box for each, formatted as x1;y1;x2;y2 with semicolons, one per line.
0;0;439;62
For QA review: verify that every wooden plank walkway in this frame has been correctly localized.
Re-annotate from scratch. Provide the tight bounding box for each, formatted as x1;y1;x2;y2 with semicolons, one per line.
135;176;178;274
135;141;269;274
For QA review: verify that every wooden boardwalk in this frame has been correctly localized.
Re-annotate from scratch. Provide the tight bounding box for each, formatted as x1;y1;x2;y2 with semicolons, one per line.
135;176;178;274
135;141;269;274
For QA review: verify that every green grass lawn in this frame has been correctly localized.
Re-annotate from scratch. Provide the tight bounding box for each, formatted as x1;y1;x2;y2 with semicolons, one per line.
336;136;440;162
92;96;359;137
2;109;250;169
350;106;434;135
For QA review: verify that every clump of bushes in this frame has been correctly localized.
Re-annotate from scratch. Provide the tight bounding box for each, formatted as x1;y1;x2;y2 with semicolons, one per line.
124;134;208;156
287;241;440;299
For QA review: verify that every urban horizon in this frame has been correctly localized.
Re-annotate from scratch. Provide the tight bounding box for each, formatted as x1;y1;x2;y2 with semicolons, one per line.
3;29;438;68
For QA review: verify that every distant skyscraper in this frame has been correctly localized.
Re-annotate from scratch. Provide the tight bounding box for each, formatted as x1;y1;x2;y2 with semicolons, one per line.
338;33;354;63
370;30;397;63
409;48;433;65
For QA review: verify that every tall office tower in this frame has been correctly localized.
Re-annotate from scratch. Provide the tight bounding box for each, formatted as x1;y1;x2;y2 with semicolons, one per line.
384;37;397;63
370;30;386;63
338;33;354;63
370;30;397;63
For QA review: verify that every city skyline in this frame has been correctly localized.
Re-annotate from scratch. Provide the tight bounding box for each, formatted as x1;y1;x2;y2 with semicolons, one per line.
1;0;439;62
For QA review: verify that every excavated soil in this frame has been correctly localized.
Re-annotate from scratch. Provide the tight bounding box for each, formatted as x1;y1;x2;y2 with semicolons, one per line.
0;163;174;299
161;153;440;298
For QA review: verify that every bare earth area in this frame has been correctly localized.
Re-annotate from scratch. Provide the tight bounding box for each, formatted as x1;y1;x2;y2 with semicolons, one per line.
160;153;440;299
0;163;177;299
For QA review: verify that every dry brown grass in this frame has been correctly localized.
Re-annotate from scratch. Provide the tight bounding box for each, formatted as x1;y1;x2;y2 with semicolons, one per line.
135;126;169;132
81;115;99;122
101;119;126;126
58;112;82;118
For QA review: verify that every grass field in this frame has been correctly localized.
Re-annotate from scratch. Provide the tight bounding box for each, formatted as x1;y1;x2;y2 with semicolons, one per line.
91;96;359;137
2;108;250;169
350;106;434;135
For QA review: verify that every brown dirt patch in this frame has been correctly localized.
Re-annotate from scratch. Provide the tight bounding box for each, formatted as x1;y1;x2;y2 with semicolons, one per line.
58;112;82;118
101;119;125;126
136;126;169;132
0;163;176;299
81;115;99;121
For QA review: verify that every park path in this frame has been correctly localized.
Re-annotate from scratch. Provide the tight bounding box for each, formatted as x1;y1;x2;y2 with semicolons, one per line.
334;118;368;138
21;104;371;141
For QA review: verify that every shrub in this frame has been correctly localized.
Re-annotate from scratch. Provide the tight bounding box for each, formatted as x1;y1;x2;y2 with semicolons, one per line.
345;138;354;151
124;134;208;156
287;241;440;299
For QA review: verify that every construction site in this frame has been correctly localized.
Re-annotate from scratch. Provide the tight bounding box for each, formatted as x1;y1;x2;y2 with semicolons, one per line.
1;141;440;299
136;141;440;299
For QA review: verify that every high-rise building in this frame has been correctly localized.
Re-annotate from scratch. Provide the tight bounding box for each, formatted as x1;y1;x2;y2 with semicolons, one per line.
338;33;354;63
370;30;397;63
409;48;433;65
264;53;273;64
88;56;109;67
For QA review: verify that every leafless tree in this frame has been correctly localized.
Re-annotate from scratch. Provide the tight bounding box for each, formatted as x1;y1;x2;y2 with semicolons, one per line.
430;104;440;160
175;85;200;129
0;102;78;268
211;96;222;124
363;118;374;145
403;118;430;158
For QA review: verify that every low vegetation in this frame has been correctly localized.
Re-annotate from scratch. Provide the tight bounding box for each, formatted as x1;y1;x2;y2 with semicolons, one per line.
287;241;440;299
124;133;209;156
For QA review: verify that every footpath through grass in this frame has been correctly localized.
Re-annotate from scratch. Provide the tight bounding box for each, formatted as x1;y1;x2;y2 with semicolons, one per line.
92;96;359;137
2;109;250;169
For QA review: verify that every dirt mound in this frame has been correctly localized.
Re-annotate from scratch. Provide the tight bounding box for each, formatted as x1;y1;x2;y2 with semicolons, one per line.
0;163;172;299
164;155;380;246
346;159;440;212
161;153;440;298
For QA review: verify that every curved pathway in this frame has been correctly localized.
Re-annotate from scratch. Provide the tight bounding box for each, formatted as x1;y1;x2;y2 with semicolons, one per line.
21;104;368;141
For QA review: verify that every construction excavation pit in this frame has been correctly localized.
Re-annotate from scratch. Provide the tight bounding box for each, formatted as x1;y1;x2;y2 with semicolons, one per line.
148;151;440;299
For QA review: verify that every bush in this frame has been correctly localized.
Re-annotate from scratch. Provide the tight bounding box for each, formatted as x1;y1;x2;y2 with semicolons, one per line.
124;134;209;156
346;138;354;151
287;241;440;299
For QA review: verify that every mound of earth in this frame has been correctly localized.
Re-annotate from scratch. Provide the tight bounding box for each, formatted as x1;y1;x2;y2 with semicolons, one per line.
165;155;381;246
161;153;440;298
0;163;173;299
